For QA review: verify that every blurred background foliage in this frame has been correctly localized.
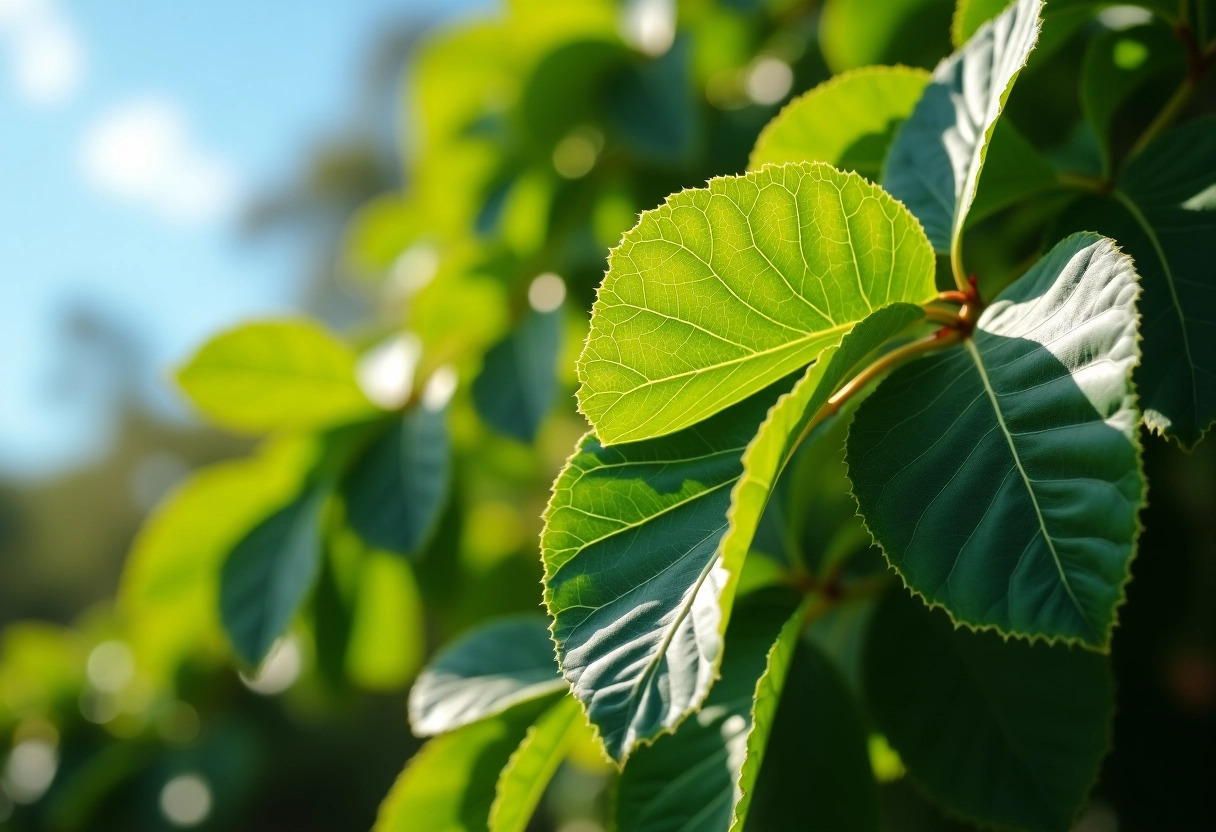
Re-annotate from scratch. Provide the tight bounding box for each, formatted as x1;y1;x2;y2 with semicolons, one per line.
1;0;1213;830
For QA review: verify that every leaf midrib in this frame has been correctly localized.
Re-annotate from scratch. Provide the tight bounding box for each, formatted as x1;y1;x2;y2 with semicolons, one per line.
963;339;1094;638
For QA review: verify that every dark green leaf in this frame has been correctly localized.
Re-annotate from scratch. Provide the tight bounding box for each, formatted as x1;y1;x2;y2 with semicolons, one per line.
1057;117;1216;446
863;589;1113;832
408;616;566;737
884;0;1043;254
604;38;697;164
472;308;563;442
744;640;879;832
220;487;327;666
613;589;803;832
342;406;450;556
847;233;1143;647
547;304;925;763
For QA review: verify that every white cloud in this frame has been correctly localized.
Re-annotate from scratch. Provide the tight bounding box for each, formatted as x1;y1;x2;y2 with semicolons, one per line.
0;0;84;106
81;98;243;225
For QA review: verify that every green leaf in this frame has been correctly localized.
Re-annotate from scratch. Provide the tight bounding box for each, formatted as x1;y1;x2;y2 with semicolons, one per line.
604;38;698;164
847;232;1143;648
341;407;450;556
472;308;563;442
220;486;328;666
489;696;582;832
743;640;879;832
1057;117;1216;446
863;590;1113;832
968;119;1058;223
176;320;376;433
612;589;803;832
119;437;317;682
546;304;925;763
577;162;937;444
749;66;931;179
820;0;954;73
345;551;425;691
374;697;553;832
408;616;566;737
952;0;1182;46
884;0;1043;254
1080;20;1186;174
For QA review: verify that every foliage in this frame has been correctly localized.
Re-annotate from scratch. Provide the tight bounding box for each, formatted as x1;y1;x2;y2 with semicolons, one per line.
5;0;1216;830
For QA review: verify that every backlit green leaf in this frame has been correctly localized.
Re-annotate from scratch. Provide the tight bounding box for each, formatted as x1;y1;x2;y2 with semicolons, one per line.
820;0;954;73
345;551;425;691
1057;118;1216;446
375;698;553;832
408;616;566;737
847;233;1143;647
749;66;931;179
613;589;803;832
884;0;1043;254
546;304;925;763
489;696;582;832
577;162;936;444
341;407;450;556
472;308;563;443
220;486;328;666
952;0;1181;47
176;320;375;433
864;590;1113;832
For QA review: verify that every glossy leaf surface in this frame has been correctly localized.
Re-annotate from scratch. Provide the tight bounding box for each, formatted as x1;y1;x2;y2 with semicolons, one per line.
1059;118;1216;446
577;162;936;444
546;305;923;762
408;616;566;737
342;407;450;556
848;233;1142;647
884;0;1042;253
864;590;1113;832
612;590;802;832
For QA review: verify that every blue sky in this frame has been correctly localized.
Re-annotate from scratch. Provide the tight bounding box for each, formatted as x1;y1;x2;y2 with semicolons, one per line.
0;0;486;478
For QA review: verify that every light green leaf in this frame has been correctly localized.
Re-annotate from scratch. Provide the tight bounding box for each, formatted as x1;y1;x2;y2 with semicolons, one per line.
119;437;316;682
1057;117;1216;446
176;320;376;433
749;66;931;179
220;486;328;666
1080;20;1185;174
546;304;925;763
408;616;566;737
612;589;803;832
820;0;954;73
847;233;1143;648
863;590;1113;832
577;162;936;444
374;698;553;832
884;0;1043;255
742;640;879;832
345;551;425;691
341;407;450;556
489;696;582;832
472;308;563;442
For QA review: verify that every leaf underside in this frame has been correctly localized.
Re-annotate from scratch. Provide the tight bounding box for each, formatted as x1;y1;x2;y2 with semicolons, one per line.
847;233;1143;647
